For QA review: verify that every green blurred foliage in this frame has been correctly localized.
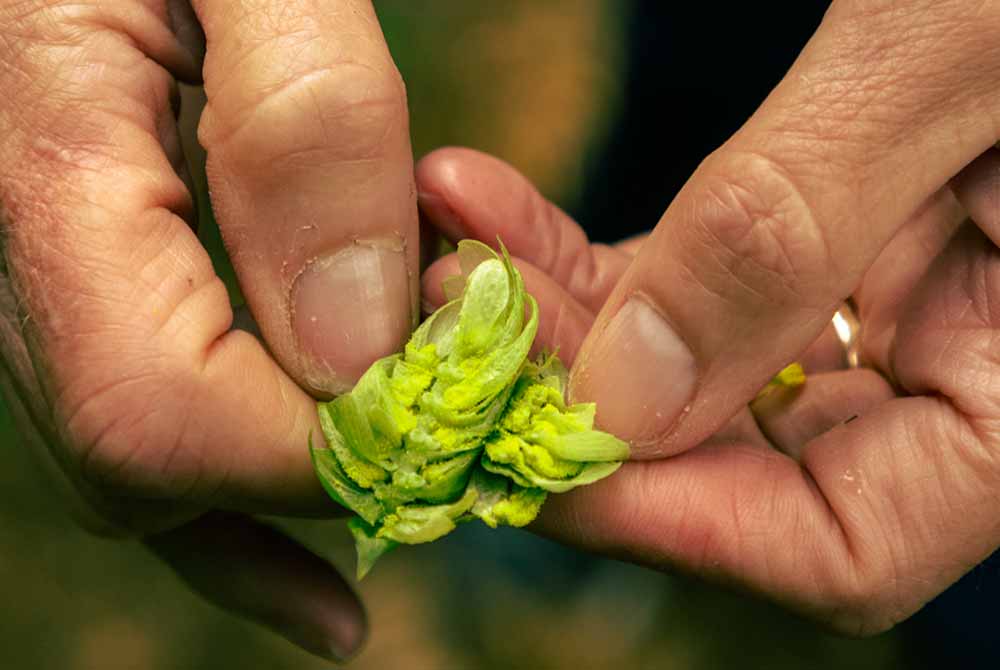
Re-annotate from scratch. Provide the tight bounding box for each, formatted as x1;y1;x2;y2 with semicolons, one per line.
376;0;624;206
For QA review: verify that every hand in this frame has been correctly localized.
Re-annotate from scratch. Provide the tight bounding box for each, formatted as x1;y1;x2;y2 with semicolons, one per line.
418;131;1000;634
0;0;417;659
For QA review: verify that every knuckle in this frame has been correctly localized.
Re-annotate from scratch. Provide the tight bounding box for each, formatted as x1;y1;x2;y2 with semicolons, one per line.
0;9;181;192
685;151;839;310
810;508;910;637
59;362;200;499
821;569;901;637
201;51;408;170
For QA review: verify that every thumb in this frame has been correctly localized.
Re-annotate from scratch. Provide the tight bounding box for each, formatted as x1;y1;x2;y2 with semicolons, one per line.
570;0;1000;457
192;0;417;396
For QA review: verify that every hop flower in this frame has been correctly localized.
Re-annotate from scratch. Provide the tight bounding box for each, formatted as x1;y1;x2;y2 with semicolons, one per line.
311;241;628;578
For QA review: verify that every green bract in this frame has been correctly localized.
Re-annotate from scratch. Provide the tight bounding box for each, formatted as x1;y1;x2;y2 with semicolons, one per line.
311;240;628;578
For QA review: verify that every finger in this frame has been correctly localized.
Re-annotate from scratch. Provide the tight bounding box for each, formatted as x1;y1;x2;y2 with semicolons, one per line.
146;513;366;662
422;253;594;364
853;188;965;377
614;233;648;257
193;0;418;395
166;0;207;75
798;321;852;373
569;1;1000;456
750;368;895;459
0;3;331;518
415;147;631;312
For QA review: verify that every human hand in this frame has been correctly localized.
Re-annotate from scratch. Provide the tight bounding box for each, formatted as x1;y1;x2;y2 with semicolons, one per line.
0;0;417;659
417;127;1000;634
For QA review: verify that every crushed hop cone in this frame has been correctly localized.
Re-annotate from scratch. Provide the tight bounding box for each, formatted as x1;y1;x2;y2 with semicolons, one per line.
311;240;628;578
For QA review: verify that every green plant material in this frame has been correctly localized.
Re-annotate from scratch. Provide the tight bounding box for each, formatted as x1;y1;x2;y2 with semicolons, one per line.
755;363;806;401
772;363;806;388
311;240;628;578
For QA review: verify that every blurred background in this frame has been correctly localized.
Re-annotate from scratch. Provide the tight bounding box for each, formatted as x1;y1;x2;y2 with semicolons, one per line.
2;1;998;668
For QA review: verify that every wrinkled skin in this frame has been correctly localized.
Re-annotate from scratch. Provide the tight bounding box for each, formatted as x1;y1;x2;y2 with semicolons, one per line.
1;0;1000;660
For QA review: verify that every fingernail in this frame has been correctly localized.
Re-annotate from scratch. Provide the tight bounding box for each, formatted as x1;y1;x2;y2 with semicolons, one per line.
417;190;464;240
569;297;697;450
325;606;368;663
293;244;411;394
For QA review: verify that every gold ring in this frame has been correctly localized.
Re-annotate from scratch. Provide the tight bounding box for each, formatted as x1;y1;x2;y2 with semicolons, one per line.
831;299;862;369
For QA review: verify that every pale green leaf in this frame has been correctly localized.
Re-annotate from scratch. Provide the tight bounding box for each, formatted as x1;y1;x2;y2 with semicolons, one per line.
349;517;397;580
309;444;383;525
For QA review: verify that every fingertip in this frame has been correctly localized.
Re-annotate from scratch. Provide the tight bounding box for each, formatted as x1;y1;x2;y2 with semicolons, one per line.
417;147;621;311
414;147;537;248
416;188;465;241
414;146;486;195
147;514;368;663
315;585;368;663
415;147;493;241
